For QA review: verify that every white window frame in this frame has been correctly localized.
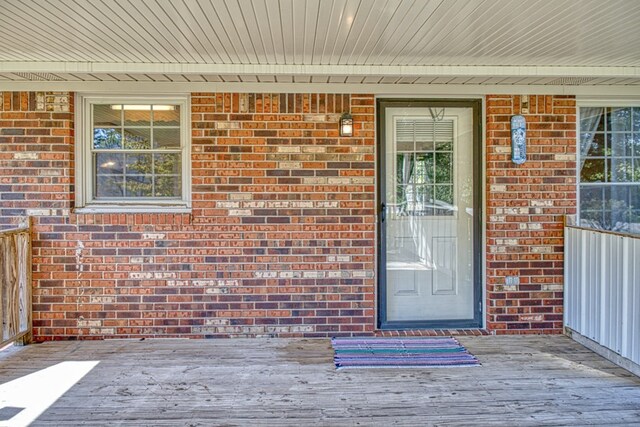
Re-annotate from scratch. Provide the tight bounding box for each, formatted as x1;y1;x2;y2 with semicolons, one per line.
75;93;191;213
577;98;640;232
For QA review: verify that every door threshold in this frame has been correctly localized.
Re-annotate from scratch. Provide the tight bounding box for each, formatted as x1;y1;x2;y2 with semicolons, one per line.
375;329;489;337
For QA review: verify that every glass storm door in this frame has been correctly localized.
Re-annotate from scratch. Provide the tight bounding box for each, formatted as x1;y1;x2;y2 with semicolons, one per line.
379;104;479;327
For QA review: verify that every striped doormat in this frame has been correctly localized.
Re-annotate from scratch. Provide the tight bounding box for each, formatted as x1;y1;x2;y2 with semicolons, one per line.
331;337;480;369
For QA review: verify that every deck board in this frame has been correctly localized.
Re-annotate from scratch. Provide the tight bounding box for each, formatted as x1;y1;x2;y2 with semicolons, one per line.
0;335;638;426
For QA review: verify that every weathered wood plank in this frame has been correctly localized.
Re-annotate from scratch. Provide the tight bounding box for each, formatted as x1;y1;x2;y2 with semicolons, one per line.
17;225;30;336
0;336;636;426
0;225;30;237
0;221;32;346
1;235;18;341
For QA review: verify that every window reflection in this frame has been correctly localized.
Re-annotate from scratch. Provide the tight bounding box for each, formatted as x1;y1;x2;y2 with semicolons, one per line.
579;107;640;234
92;103;181;199
395;133;455;216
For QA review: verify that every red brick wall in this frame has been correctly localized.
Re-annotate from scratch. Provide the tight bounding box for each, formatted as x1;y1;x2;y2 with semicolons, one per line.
1;90;579;339
485;95;577;334
1;91;377;339
0;92;73;224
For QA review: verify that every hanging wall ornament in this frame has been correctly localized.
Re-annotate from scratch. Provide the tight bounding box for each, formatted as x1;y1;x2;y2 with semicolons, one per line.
511;115;526;164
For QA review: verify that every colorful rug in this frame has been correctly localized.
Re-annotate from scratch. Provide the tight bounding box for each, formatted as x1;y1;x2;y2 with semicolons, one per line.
331;337;481;369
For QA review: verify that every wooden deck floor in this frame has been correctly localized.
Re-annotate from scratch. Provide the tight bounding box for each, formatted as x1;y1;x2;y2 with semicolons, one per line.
0;335;639;426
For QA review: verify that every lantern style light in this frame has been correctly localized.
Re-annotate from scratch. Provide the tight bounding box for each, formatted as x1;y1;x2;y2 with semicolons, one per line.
339;112;353;137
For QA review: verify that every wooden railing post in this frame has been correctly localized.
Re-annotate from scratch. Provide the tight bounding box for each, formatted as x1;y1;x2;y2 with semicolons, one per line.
15;217;32;346
0;217;33;346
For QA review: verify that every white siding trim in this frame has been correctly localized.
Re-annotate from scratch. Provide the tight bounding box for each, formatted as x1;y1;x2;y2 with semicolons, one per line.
577;97;640;107
2;62;640;78
6;81;640;96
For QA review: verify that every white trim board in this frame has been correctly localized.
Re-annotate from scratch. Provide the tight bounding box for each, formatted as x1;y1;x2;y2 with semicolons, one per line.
3;81;640;96
2;62;640;78
577;97;640;106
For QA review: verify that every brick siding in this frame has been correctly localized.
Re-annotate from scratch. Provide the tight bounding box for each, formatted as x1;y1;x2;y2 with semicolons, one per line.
1;91;577;339
485;95;577;334
1;91;377;339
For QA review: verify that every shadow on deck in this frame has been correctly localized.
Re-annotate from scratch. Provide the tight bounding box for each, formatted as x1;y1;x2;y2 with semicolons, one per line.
0;335;638;426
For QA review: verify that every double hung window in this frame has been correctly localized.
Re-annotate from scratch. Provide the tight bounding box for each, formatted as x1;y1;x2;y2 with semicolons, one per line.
579;106;640;234
76;95;190;212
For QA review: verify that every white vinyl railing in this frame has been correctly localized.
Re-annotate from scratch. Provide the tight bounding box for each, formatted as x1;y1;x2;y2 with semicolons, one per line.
564;222;640;370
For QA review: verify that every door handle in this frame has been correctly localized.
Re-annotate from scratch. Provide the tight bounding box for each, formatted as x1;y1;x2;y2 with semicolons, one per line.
381;203;386;223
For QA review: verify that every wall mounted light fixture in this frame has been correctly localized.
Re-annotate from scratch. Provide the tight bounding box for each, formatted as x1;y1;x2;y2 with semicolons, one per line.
520;95;530;114
339;112;353;137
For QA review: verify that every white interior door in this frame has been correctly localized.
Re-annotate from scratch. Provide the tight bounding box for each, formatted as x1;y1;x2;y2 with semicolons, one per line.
384;107;475;322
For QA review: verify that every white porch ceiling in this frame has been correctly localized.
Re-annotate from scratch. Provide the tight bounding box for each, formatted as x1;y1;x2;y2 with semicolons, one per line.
1;0;640;88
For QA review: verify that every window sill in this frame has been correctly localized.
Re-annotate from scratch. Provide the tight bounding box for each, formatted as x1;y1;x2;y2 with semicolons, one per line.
74;205;192;214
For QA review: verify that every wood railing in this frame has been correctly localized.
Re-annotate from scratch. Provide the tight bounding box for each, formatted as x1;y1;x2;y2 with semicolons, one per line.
564;221;640;374
0;219;32;346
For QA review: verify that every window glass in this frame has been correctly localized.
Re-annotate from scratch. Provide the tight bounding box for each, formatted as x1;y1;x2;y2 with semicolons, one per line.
124;108;151;126
94;105;121;127
153;128;180;149
153;106;180;126
91;103;182;201
394;119;455;217
93;128;122;149
579;106;640;234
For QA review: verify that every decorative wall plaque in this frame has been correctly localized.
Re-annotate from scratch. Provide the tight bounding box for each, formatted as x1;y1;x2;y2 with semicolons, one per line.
511;115;526;164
